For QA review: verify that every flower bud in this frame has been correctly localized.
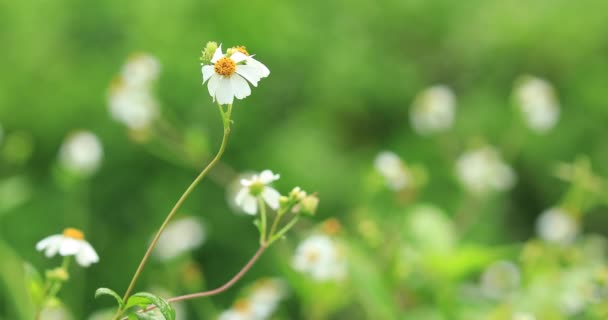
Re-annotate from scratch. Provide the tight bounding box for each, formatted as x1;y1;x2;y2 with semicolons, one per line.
200;41;218;64
45;268;69;282
299;195;319;216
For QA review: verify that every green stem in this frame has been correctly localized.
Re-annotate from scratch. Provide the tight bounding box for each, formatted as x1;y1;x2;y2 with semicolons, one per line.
269;215;300;244
258;197;268;245
114;103;233;320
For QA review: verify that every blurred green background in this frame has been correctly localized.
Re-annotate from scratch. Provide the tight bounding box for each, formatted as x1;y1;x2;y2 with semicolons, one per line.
2;0;608;319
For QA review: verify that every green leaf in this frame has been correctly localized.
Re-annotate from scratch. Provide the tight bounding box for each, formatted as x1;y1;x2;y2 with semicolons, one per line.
125;292;175;320
95;287;125;309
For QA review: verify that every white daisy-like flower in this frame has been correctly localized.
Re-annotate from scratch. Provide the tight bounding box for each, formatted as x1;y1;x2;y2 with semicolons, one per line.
455;146;515;194
248;278;287;319
410;85;456;135
201;45;269;105
218;300;256;320
36;228;99;267
153;216;206;261
235;170;281;215
480;260;521;300
108;82;159;130
58;131;103;176
536;207;579;245
121;53;161;88
515;76;559;133
292;234;346;281
374;151;410;190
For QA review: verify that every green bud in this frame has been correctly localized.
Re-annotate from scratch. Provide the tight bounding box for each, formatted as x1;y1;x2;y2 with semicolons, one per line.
45;268;69;282
289;186;307;202
299;195;319;216
200;41;219;64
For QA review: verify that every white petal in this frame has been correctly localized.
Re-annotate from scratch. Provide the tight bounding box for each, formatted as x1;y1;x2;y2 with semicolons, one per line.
202;65;214;83
211;45;224;63
216;76;234;105
259;170;280;184
76;242;99;267
207;74;220;101
247;57;270;77
262;187;281;210
59;238;81;256
235;187;249;206
230;52;247;63
36;235;61;251
235;65;262;87
242;194;258;215
240;177;253;187
231;75;251;100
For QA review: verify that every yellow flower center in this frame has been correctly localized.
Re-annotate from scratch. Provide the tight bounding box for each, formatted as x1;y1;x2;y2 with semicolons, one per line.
234;299;252;313
63;228;85;240
214;57;236;76
306;249;320;263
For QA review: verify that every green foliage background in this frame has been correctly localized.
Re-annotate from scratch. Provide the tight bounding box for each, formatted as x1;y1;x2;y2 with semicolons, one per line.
1;0;608;319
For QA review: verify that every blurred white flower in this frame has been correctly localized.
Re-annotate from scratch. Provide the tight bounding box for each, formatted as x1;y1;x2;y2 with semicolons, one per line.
58;131;103;176
480;260;521;299
407;205;456;254
218;300;255;320
235;170;281;215
456;146;515;194
536;207;579;245
292;234;346;281
201;45;269;105
153;216;206;261
512;312;536;320
410;85;456;135
39;304;72;320
374;151;410;190
248;278;288;319
121;53;161;88
36;228;99;267
108;83;159;130
515;76;559;133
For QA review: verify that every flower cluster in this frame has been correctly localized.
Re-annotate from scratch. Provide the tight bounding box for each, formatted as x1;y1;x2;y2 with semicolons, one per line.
108;53;160;131
201;42;270;105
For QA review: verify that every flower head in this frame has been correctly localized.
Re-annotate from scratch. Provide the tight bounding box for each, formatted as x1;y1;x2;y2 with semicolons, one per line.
121;53;161;88
536;207;579;245
515;76;559;133
153;217;206;261
410;85;456;135
235;170;281;215
374;151;410;190
36;228;99;267
455;146;515;194
480;260;521;299
201;44;269;105
58;131;103;176
292;234;346;281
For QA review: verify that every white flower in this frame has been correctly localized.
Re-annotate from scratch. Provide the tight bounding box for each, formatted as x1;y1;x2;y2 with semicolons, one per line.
515;76;559;133
108;83;159;130
201;45;269;105
121;53;160;88
374;151;410;190
536;207;579;245
153;217;206;261
248;278;287;319
292;234;346;281
36;228;99;267
480;260;521;299
39;304;72;320
218;300;256;320
456;146;515;194
58;131;103;176
235;170;281;215
410;85;456;135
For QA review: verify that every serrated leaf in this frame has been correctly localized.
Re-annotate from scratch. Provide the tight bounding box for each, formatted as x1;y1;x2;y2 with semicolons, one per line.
126;292;175;320
95;287;125;309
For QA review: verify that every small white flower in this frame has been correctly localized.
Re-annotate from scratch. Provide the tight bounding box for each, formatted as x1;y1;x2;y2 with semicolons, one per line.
536;207;579;245
121;53;161;88
36;228;99;267
218;300;255;320
108;83;159;130
235;170;281;215
410;85;456;135
201;45;269;105
374;151;410;190
249;278;287;319
456;146;515;194
515;76;559;133
58;131;103;176
292;234;346;281
39;304;72;320
153;216;206;261
480;260;521;300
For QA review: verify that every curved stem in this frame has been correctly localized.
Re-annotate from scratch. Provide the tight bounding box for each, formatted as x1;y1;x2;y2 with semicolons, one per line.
116;104;233;318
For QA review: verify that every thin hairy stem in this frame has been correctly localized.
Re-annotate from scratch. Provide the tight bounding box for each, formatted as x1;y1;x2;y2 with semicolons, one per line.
114;104;232;319
259;197;268;244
